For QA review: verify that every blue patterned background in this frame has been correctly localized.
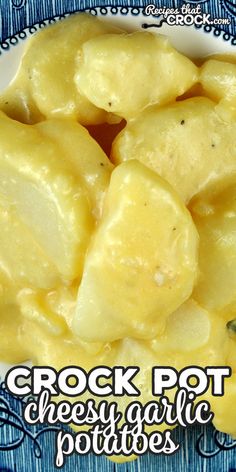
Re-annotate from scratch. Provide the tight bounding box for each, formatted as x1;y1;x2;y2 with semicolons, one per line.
0;0;236;470
0;0;236;45
0;381;236;471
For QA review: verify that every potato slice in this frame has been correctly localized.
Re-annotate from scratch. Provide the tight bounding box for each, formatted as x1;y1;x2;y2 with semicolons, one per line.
75;32;198;119
152;299;228;365
0;112;93;281
164;299;211;352
21;13;122;124
36;119;113;219
200;59;236;121
0;204;60;289
200;59;236;105
191;183;236;312
73;160;198;342
112;97;236;203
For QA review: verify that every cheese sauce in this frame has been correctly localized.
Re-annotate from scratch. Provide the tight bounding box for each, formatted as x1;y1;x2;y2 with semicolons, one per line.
0;13;235;447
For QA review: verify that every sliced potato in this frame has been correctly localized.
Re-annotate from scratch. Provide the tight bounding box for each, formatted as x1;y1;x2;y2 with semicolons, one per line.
191;183;236;312
75;31;198;119
201;59;236;104
21;13;122;124
164;299;211;352
0;204;60;289
200;59;236;121
112;97;236;203
36;119;113;219
0;112;93;281
152;299;228;366
0;69;44;125
73;160;198;342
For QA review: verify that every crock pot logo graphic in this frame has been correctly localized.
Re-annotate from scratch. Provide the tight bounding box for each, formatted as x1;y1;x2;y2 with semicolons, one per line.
144;3;231;26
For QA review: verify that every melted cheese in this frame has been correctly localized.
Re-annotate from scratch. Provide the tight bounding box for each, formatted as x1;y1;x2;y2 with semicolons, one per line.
0;13;235;454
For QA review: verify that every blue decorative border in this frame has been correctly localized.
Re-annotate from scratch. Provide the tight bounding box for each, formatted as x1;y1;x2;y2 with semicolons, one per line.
0;1;236;55
0;382;61;457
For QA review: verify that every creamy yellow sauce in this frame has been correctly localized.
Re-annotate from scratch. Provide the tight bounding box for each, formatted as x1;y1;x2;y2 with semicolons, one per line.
0;12;236;457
